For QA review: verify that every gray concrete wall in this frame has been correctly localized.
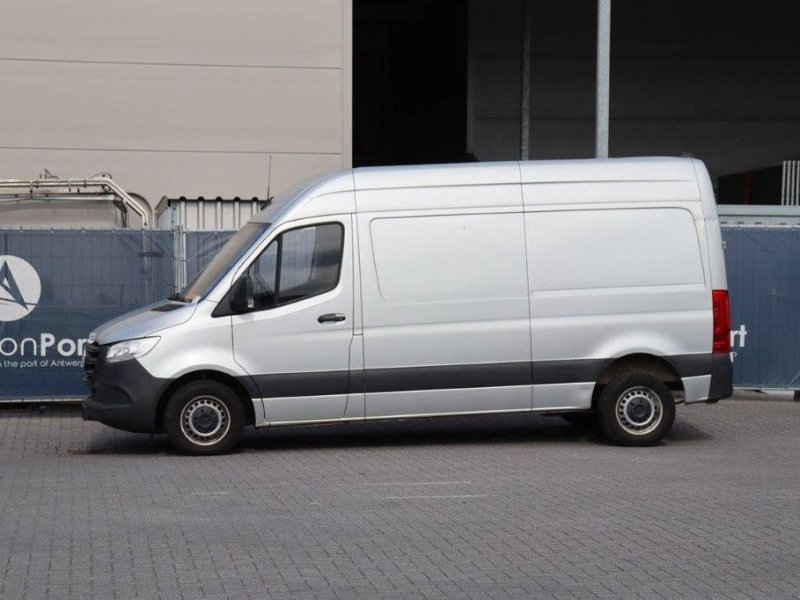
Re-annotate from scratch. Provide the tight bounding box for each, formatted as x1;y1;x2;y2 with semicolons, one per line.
0;0;352;208
468;0;800;185
467;0;523;161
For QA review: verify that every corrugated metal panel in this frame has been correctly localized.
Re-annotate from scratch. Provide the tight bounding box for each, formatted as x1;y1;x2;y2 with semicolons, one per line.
155;197;268;231
781;160;800;206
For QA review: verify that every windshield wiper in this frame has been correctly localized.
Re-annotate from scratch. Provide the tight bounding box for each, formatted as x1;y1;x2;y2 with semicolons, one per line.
167;292;186;302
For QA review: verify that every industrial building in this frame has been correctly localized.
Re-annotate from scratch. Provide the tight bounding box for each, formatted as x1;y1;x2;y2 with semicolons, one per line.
0;0;798;208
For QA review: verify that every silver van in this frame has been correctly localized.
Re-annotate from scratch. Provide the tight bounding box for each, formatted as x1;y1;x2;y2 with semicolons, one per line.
83;158;732;454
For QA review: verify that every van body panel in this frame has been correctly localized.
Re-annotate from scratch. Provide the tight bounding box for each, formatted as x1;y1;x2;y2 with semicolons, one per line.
251;170;355;225
138;301;243;381
521;179;715;408
683;375;713;403
526;208;706;290
354;184;533;416
344;334;365;419
520;181;701;207
692;159;728;290
354;160;520;192
364;386;532;419
529;311;711;363
518;157;697;184
92;300;198;345
275;190;357;222
530;382;594;410
354;182;522;213
257;393;352;424
84;157;733;441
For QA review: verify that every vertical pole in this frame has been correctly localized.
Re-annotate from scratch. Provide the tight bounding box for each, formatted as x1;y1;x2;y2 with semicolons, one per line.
520;0;533;160
466;0;476;156
596;0;611;158
781;161;787;205
341;0;353;168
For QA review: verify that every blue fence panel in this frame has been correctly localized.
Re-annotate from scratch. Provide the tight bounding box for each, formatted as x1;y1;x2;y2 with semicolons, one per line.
1;226;798;399
0;229;173;399
185;231;235;282
722;226;800;389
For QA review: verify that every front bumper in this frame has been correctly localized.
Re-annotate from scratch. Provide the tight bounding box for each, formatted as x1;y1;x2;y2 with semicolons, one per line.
83;343;168;433
82;394;155;433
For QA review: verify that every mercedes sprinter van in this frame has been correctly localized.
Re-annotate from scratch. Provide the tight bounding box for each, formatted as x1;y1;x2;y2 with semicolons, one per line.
83;158;732;454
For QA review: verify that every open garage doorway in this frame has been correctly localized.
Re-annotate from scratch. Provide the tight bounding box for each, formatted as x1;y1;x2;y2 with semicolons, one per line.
353;0;470;167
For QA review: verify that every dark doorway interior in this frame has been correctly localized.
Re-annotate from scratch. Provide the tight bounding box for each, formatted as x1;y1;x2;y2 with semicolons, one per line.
353;0;469;167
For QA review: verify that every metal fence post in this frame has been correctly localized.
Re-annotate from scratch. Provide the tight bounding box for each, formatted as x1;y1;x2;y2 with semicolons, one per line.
520;0;533;161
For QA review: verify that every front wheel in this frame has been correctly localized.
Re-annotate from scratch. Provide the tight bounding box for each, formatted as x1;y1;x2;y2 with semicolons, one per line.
597;373;675;446
164;380;245;455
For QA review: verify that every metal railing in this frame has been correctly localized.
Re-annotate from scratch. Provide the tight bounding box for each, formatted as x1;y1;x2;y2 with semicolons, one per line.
0;175;154;227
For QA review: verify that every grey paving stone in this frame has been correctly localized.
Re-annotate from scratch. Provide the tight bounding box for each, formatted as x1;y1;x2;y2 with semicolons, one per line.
0;397;798;599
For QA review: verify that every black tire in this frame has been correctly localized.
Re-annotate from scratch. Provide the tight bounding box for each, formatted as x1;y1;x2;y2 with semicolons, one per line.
597;373;675;446
560;412;598;428
164;379;245;455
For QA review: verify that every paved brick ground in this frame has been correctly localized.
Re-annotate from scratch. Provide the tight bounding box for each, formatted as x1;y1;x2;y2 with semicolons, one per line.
0;396;799;599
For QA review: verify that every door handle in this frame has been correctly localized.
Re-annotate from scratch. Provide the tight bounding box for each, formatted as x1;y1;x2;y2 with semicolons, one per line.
318;313;346;323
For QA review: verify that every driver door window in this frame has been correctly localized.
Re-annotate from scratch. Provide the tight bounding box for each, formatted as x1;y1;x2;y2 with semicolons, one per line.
246;222;344;311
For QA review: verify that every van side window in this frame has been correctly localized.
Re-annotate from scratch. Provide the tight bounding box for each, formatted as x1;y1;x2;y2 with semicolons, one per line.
246;222;344;310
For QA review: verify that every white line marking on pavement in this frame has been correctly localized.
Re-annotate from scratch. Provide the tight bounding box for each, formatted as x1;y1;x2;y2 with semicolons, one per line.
365;481;473;486
383;494;498;500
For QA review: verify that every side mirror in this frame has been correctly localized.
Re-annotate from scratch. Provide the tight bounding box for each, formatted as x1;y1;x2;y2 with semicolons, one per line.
230;274;253;314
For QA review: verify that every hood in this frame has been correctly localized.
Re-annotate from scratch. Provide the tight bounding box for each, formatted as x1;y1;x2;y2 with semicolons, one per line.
91;300;198;345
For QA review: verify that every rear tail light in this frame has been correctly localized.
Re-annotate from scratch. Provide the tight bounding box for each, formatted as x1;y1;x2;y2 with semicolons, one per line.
712;290;731;353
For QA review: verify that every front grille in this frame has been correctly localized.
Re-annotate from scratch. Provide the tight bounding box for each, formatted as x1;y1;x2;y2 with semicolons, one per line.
83;341;101;388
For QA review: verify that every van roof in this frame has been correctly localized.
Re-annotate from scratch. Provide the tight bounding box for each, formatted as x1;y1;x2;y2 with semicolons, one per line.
252;157;702;224
354;157;697;190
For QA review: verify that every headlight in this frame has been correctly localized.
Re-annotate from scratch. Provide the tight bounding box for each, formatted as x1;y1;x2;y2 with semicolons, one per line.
105;337;160;363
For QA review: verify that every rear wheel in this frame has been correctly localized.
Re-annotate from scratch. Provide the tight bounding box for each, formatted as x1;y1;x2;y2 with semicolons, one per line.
164;380;244;455
597;373;675;446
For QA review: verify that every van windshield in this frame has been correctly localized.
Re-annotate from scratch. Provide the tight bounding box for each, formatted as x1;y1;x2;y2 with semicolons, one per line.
176;222;269;302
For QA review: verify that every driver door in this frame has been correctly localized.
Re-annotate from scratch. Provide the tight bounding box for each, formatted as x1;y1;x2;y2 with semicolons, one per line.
230;216;355;424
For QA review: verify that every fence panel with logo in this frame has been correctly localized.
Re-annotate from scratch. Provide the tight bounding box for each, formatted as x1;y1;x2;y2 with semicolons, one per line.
722;226;800;389
1;225;799;400
0;229;173;399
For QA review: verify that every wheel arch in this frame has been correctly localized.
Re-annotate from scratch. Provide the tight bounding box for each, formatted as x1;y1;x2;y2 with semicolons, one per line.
591;353;684;409
154;370;256;432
